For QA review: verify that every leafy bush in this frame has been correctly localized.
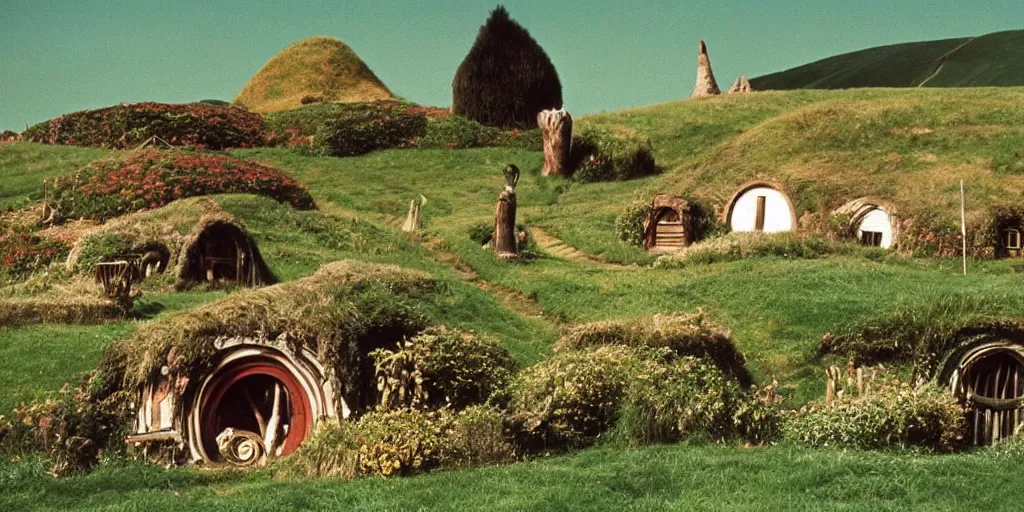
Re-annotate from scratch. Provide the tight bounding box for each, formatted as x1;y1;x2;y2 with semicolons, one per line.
510;345;638;449
452;6;562;128
614;192;653;247
0;226;69;282
0;376;133;475
372;327;519;410
22;102;265;149
784;379;966;452
48;149;315;221
570;127;656;182
614;356;744;445
265;101;429;157
288;406;513;478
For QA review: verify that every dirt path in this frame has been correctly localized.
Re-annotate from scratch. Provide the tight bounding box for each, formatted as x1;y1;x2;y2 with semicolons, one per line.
917;37;977;87
530;227;631;270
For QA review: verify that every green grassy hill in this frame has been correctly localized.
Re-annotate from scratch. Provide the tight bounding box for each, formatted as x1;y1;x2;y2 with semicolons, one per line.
233;36;394;113
752;30;1024;90
5;87;1024;509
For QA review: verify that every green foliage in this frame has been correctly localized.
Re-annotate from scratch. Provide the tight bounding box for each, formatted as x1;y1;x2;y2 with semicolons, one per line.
511;345;638;449
48;149;314;222
420;115;542;151
288;406;513;479
570;127;656;182
0;224;69;282
22;102;265;150
452;6;562;128
554;312;753;387
0;376;133;475
819;294;1024;379
613;356;744;445
613;192;652;247
653;232;879;269
784;379;967;452
372;327;519;410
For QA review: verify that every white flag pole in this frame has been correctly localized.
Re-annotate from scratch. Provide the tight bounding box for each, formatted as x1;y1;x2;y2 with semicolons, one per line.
961;180;967;276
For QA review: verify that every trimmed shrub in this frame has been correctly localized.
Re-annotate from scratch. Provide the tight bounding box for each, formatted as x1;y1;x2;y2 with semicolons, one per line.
22;102;264;150
570;127;656;182
452;6;563;128
372;327;519;410
352;409;453;477
784;379;966;452
614;192;653;247
48;149;315;222
264;101;428;157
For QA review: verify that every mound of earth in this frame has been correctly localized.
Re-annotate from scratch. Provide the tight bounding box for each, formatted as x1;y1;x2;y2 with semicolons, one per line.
234;36;394;113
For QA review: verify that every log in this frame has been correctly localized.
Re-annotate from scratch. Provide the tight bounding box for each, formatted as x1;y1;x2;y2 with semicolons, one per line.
537;109;573;177
494;165;520;259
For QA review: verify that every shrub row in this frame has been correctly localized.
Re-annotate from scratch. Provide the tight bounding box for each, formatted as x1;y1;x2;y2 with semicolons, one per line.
0;225;69;282
653;232;884;269
48;149;315;222
784;379;966;452
22;102;265;150
265;101;542;157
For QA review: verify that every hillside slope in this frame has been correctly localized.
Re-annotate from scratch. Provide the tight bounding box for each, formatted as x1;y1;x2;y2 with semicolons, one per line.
752;30;1024;90
233;37;394;113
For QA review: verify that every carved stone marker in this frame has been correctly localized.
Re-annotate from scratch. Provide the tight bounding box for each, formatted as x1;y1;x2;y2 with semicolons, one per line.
494;164;520;259
728;75;752;94
691;40;721;98
537;109;573;176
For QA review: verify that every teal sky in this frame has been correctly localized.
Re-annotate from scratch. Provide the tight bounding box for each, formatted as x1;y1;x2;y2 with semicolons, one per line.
2;0;1022;131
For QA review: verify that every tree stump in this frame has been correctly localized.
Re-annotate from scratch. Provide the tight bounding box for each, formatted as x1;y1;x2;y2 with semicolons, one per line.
537;109;573;176
494;165;520;259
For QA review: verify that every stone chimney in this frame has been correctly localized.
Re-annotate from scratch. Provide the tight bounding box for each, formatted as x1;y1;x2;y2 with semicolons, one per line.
727;75;752;94
691;40;721;98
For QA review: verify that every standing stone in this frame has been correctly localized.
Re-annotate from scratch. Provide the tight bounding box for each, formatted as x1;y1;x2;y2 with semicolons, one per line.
537;109;573;177
691;40;721;98
728;75;753;94
401;195;427;233
494;165;520;259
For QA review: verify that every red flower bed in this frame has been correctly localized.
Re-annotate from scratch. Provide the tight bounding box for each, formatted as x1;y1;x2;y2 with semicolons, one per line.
49;149;315;221
22;102;265;150
0;228;69;280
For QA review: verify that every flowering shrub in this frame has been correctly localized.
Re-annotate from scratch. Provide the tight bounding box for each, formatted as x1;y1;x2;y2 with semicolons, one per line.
48;149;315;221
570;127;656;182
22;102;265;149
784;378;966;452
0;226;69;281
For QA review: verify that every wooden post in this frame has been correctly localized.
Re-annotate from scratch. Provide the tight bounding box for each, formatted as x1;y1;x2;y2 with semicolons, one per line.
537;109;573;177
961;180;967;276
494;165;520;259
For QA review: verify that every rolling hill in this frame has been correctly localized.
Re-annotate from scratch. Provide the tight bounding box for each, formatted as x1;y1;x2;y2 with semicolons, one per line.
233;36;394;113
751;30;1024;90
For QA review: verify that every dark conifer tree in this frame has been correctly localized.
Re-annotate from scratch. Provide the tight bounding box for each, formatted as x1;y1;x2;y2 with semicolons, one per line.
452;6;563;128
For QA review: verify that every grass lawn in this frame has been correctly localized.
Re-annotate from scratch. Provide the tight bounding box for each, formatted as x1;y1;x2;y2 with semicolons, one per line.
3;443;1023;511
4;87;1024;510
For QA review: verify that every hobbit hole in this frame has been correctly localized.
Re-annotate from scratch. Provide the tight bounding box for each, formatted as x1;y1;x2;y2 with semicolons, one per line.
725;183;796;233
184;222;257;285
834;199;898;249
947;344;1024;446
644;195;693;251
1001;227;1022;257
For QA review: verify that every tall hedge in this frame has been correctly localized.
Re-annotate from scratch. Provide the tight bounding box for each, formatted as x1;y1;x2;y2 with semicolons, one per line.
452;6;562;128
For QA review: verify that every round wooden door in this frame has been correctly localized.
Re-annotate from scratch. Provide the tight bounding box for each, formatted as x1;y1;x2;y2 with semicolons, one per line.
963;350;1024;445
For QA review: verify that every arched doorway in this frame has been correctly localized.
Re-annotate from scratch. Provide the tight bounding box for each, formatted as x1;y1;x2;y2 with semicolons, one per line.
197;357;313;465
725;183;796;233
652;208;686;250
961;349;1024;445
184;222;253;284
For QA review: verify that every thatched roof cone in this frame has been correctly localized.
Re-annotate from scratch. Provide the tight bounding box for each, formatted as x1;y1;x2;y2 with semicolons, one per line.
727;75;752;94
